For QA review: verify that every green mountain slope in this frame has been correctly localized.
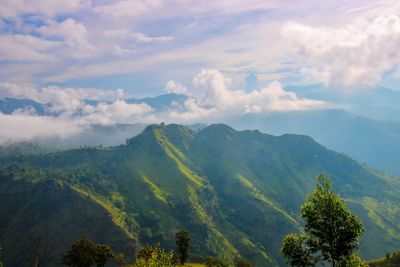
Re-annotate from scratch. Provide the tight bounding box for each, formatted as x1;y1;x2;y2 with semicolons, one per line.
1;124;399;266
0;167;137;267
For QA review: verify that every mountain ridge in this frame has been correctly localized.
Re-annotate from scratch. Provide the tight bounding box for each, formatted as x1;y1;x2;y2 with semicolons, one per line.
1;123;399;266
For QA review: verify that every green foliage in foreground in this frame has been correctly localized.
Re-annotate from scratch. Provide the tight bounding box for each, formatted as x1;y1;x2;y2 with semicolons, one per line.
0;247;3;267
234;257;252;267
175;230;191;265
61;236;114;267
204;256;228;267
337;254;368;267
1;124;400;266
368;252;400;267
132;245;176;267
282;174;365;267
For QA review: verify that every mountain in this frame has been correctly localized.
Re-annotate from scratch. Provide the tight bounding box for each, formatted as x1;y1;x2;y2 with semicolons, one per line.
0;98;48;115
227;109;400;175
287;84;400;122
34;123;147;148
368;251;400;267
126;93;188;111
0;170;136;267
1;124;400;266
4;93;400;177
0;93;187;116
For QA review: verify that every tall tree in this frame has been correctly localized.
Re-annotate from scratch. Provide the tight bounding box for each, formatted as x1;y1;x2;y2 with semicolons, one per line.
94;244;114;267
175;230;191;265
0;246;3;267
281;233;316;267
26;234;52;267
234;257;252;267
115;253;127;267
61;236;114;267
281;174;364;267
133;244;176;267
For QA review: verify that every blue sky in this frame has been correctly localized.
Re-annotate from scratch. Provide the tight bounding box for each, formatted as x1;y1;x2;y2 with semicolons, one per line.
1;1;400;143
1;0;399;96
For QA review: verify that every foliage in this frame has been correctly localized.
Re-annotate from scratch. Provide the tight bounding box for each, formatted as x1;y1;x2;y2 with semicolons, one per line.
175;230;191;265
61;236;114;267
368;252;400;267
94;244;114;267
2;124;400;266
115;253;127;267
0;247;3;267
234;257;252;267
281;233;316;267
204;256;228;267
137;245;157;261
133;245;176;267
282;174;364;267
337;254;367;267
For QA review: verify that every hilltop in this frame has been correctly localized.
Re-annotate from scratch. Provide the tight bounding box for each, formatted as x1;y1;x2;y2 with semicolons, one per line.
0;124;399;266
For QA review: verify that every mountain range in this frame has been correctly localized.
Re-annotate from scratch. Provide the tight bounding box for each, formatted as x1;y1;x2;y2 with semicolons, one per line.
227;109;400;175
2;93;400;176
1;124;399;266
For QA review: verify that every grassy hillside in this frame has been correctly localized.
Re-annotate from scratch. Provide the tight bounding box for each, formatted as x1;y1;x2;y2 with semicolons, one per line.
368;252;400;267
1;124;399;266
0;168;137;267
228;109;400;175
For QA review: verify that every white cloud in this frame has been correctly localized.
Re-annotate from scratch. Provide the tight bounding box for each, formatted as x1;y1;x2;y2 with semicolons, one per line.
79;100;153;125
393;67;400;80
104;29;173;43
192;69;233;106
0;34;60;61
38;19;96;58
131;32;173;43
0;113;85;144
93;0;162;18
0;0;88;18
283;15;400;90
167;69;327;122
192;69;326;111
0;83;117;103
0;83;155;143
0;83;155;123
0;71;328;143
93;0;278;19
164;80;188;94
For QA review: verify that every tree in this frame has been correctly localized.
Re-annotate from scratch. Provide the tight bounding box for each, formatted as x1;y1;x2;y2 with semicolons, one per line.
281;234;316;267
0;246;3;267
281;174;364;267
337;254;367;267
175;230;191;265
133;244;176;267
115;253;127;267
94;244;114;267
26;234;52;267
61;236;114;267
204;256;227;267
137;244;156;261
234;257;252;267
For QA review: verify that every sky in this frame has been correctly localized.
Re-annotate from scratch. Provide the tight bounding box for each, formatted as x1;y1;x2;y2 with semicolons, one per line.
1;0;400;143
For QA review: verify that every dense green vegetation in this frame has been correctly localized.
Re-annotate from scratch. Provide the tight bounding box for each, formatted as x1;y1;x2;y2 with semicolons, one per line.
0;124;399;266
175;230;191;265
282;174;365;267
368;252;400;267
61;236;114;267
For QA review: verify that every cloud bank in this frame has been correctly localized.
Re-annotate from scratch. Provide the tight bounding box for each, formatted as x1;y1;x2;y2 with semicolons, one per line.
284;15;400;90
2;0;399;91
0;70;327;144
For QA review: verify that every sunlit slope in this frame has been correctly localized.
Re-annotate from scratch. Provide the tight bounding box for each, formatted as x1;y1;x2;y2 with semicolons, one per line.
0;173;136;267
1;123;400;266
